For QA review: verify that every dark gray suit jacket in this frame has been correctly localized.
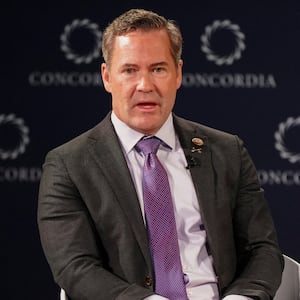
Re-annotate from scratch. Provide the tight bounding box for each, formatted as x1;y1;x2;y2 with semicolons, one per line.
38;112;284;300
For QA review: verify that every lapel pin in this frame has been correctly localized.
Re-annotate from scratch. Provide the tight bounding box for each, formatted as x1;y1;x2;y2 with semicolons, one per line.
191;137;204;153
192;137;204;146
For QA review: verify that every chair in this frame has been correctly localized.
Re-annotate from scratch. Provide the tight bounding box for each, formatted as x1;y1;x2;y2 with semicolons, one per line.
274;254;300;300
60;255;300;300
60;288;68;300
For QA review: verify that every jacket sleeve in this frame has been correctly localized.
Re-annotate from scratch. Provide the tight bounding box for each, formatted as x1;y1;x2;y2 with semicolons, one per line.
37;149;153;300
222;136;284;300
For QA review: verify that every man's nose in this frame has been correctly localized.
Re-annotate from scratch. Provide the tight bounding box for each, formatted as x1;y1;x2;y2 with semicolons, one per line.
136;72;154;92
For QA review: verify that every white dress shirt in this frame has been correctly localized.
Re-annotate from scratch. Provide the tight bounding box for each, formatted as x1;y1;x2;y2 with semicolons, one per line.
111;112;253;300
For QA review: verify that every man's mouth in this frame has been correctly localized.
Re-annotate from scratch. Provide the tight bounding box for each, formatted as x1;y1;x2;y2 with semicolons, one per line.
136;102;158;109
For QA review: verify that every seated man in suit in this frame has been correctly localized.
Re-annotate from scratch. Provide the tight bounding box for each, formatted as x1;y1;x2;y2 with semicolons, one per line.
38;8;284;300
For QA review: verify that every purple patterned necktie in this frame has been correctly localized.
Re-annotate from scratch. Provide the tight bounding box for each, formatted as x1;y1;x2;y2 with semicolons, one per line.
135;137;188;300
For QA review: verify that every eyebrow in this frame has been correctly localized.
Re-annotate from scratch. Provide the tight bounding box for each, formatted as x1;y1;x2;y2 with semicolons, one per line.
150;62;168;67
121;61;169;68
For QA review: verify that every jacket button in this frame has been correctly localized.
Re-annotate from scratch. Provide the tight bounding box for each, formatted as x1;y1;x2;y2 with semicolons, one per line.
145;276;153;286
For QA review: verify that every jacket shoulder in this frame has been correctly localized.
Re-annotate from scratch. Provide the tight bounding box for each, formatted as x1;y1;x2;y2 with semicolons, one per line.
174;114;240;145
47;113;113;157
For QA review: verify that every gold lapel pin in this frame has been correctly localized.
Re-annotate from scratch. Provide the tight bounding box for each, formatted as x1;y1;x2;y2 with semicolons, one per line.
191;137;204;153
192;137;204;147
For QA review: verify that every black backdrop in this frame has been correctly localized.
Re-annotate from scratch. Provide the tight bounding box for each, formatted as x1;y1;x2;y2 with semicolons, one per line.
3;1;300;299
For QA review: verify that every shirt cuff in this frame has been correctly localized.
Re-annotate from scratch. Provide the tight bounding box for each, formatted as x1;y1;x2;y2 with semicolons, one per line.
144;295;169;300
222;295;254;300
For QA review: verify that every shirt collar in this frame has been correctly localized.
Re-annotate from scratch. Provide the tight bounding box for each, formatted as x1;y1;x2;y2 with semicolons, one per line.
111;111;176;154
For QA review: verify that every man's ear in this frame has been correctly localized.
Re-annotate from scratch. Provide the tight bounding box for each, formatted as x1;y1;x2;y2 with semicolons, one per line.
101;63;111;93
176;59;183;90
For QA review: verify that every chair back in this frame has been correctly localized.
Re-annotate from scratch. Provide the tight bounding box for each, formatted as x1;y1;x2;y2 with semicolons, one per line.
60;288;68;300
274;254;300;300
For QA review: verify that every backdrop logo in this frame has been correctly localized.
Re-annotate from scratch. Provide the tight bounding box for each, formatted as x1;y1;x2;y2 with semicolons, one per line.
0;114;30;160
29;19;103;87
182;19;277;89
60;19;102;64
274;116;300;164
201;19;246;66
257;116;300;186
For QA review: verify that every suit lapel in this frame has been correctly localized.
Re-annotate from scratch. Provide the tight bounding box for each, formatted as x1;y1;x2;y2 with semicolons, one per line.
86;113;152;272
173;115;220;268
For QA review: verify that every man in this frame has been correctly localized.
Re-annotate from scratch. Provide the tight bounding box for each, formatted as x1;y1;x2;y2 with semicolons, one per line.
38;8;284;300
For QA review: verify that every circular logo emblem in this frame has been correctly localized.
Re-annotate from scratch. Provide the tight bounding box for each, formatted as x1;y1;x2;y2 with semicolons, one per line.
201;19;246;65
274;116;300;164
60;19;102;64
0;114;30;160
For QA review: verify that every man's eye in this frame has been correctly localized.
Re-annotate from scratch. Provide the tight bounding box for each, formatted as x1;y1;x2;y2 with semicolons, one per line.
153;67;167;77
154;67;163;73
125;68;135;74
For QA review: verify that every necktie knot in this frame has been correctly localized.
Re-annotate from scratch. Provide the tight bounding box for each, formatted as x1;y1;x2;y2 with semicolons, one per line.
135;137;161;156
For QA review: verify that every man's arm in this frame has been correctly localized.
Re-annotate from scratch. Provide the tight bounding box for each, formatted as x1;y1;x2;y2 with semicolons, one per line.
222;137;284;300
37;149;153;300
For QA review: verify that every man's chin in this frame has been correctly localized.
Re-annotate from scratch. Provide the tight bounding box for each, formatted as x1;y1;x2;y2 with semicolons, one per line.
131;122;160;135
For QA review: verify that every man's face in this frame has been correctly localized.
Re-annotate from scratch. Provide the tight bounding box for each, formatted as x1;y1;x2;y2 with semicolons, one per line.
101;29;183;135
